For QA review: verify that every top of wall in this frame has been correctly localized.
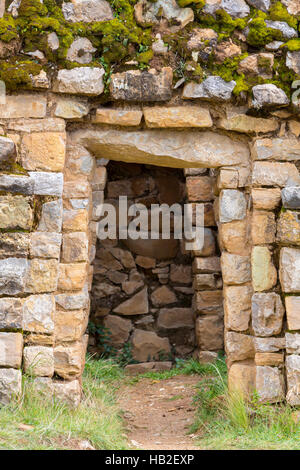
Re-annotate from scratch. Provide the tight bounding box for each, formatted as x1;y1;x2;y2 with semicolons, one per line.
0;0;300;112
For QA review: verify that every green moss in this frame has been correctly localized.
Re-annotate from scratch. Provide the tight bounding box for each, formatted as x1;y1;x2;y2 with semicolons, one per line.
137;49;153;64
233;75;250;96
0;60;42;91
18;0;48;18
269;2;298;29
284;39;300;51
211;53;248;82
177;0;205;7
246;10;282;47
0;15;19;43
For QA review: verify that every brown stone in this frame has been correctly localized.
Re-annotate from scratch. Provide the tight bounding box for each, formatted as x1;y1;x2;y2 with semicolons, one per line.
255;353;284;366
228;360;256;398
224;284;252;332
191;228;216;257
144;106;212;128
21;132;66;171
277;211;300;245
0;333;23;368
252;162;300;187
170;264;192;285
193;290;223;315
123;238;178;260
23;346;54;377
110;68;173;102
30;232;62;259
251;188;281;210
25;259;59;293
251;211;276;245
251;246;277;292
131;329;171;362
62;209;88;232
253;337;285;353
217;169;239;189
219;115;278;134
219;220;249;255
186;176;213;202
286;296;300;331
0;95;47;119
62;232;88;262
215;40;241;63
53;379;81;408
192;257;221;273
114;287;149;315
103;315;132;347
0;195;33;230
58;263;87;291
55;309;87;342
0;233;30;258
125;362;172;375
192;203;215;226
23;294;55;335
225;332;255;363
135;256;156;269
193;274;220;290
151;286;177;307
252;293;284;337
157;308;194;329
279;247;300;293
256;366;285;404
0;369;22;405
221;253;251;285
92;108;143;126
54;340;86;380
196;315;223;351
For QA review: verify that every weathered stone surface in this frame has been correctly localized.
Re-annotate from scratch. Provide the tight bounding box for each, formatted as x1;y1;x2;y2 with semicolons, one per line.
0;95;47;119
186;176;213;202
252;137;300;162
252;162;299;187
286;296;300;331
23;295;55;334
193;274;220;290
183;76;236;101
0;233;29;259
30;232;62;259
54;99;89;119
151;286;177;307
214;39;241;63
196;315;223;351
286;355;300;406
110;68;173;102
62;232;88;263
74;128;250;168
47;31;59;50
92;108;143;126
0;297;23;330
55;309;87;342
103;315;132;347
53;379;81;407
251;247;277;292
186;28;218;50
277;211;300;246
0;333;23;368
198;350;218;363
135;256;156;269
63;209;88;232
252;210;276;244
29;172;64;196
134;0;193;29
193;290;223;315
280;247;300;293
125;362;172;375
6;118;65;133
38;200;63;232
144;106;212;128
23;346;54;377
170;264;192;284
286;333;300;355
0;368;22;405
25;334;54;347
114;287;148;315
251;188;281;210
0;258;27;295
59;263;87;291
281;187;300;209
158;308;194;330
123;238;178;260
0;136;16;164
66;38;96;64
131;329;171;362
0;195;33;230
226;332;254;362
220;0;250;17
62;0;113;22
22;132;65;171
217;168;238;189
252;84;289;109
253;337;285;353
0;174;33;194
53;67;105;95
55;291;89;310
265;20;297;40
256;366;285;403
54;341;85;380
228;361;255;397
25;259;59;293
221;253;251;285
219;190;247;223
219;220;249;255
193;256;221;273
255;352;284;366
224;284;252;332
238;53;274;79
219;114;278;134
282;0;300;15
252;293;284;337
246;0;270;13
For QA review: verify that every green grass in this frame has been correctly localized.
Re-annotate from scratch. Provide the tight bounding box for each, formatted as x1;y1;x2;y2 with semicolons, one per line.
0;357;128;450
191;359;300;450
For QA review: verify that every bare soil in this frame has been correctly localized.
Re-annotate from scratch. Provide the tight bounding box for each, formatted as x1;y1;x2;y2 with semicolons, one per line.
118;375;201;450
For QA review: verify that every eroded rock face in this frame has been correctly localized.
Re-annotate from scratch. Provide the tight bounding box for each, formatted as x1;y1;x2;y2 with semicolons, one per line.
134;0;194;29
279;247;300;293
246;0;270;12
252;293;284;337
131;329;171;362
0;369;22;405
53;67;105;96
62;0;113;23
252;84;289;109
256;366;285;403
66;38;96;64
183;76;236;102
286;355;300;406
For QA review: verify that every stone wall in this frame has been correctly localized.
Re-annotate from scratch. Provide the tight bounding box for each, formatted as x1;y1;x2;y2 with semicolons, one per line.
0;0;299;406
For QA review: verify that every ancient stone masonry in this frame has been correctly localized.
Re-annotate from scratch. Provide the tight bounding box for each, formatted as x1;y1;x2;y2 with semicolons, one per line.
0;0;299;406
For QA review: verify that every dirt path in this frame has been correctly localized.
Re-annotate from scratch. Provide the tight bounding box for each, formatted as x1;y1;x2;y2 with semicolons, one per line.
118;375;201;450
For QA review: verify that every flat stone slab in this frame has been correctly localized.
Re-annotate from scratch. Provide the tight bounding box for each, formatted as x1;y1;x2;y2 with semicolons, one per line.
73;129;250;168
